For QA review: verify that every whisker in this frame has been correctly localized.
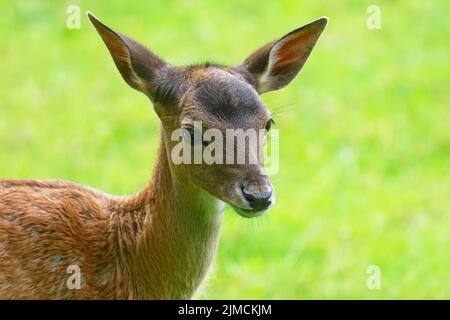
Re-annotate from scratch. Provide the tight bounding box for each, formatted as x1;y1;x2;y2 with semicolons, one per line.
269;103;296;120
270;102;295;112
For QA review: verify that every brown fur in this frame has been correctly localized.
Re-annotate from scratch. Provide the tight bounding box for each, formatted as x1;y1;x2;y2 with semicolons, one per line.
0;137;222;299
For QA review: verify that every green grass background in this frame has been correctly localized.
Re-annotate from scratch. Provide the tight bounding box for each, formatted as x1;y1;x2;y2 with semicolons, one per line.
0;0;448;299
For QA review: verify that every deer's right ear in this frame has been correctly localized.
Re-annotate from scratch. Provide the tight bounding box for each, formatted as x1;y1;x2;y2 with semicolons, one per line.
88;12;168;99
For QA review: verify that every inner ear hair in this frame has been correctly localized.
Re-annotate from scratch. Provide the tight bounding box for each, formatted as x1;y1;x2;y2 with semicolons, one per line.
236;17;328;94
87;12;169;99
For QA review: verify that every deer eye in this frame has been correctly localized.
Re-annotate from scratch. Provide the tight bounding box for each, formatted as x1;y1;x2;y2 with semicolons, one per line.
182;127;210;146
265;119;274;132
183;127;196;145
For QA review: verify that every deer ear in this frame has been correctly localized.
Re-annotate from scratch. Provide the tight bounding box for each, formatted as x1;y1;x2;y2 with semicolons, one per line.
236;17;328;94
87;12;168;99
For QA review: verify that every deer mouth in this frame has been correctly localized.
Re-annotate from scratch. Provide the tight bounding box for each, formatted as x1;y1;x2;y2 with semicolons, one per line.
231;205;270;218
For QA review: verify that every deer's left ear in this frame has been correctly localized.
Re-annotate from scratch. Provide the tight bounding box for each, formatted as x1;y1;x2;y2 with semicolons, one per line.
236;17;328;94
88;12;169;100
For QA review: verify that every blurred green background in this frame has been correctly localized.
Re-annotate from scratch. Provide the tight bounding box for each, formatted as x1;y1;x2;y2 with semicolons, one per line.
0;0;449;299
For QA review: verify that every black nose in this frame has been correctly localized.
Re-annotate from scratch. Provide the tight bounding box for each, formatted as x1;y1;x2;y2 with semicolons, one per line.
242;186;273;211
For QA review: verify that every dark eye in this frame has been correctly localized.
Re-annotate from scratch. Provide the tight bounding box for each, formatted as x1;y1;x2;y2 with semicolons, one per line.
183;127;209;146
265;119;274;132
183;127;198;146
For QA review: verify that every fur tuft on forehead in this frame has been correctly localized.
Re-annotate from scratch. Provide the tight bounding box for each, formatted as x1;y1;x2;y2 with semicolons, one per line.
193;71;265;125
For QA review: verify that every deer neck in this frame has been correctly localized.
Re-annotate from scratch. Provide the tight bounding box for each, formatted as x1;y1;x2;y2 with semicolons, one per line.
122;128;225;299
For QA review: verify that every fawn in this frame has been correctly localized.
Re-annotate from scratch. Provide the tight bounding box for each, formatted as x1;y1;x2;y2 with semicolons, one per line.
0;13;327;299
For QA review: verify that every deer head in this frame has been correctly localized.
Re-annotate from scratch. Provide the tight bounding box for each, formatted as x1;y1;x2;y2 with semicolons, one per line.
88;13;327;218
